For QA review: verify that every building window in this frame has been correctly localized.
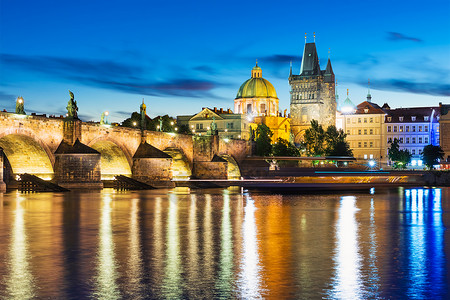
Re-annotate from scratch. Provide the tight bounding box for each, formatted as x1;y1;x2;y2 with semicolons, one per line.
364;154;368;159
393;126;397;132
364;129;367;135
370;129;373;135
419;149;422;154
406;137;410;143
347;129;350;135
358;118;361;123
347;118;350;124
387;126;391;132
369;141;373;147
412;149;416;155
425;125;428;132
364;141;367;148
425;137;429;144
424;116;429;121
247;104;252;113
358;129;361;135
412;116;416;121
419;137;423;143
388;138;392;143
364;118;367;123
227;123;234;129
399;126;403;132
412;137;416;143
419;126;422;132
196;123;204;130
370;118;373;123
399;137;403;143
405;126;409;132
370;154;374;159
412;126;416;132
260;104;266;114
358;142;362;148
399;116;404;122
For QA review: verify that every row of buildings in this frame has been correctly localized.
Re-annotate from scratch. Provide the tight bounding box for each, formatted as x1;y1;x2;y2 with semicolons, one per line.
177;39;448;168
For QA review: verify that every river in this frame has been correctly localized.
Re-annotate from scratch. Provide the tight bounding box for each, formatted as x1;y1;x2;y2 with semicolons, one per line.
0;187;448;299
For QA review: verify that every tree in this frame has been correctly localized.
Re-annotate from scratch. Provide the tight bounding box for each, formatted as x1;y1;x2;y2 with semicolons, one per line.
255;124;273;156
422;144;444;169
303;120;325;156
272;138;300;157
177;124;192;135
388;138;412;169
121;113;177;132
324;125;353;157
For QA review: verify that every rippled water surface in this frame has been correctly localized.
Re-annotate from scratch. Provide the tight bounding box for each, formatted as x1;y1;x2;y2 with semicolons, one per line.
0;187;449;299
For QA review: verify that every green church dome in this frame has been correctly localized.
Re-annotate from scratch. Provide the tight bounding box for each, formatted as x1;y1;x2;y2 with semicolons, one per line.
235;63;278;99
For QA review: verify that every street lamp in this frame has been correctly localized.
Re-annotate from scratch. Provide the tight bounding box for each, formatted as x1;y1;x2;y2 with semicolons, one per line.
133;121;137;127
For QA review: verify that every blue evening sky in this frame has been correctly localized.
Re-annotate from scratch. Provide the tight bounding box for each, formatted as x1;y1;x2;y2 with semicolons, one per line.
1;0;449;122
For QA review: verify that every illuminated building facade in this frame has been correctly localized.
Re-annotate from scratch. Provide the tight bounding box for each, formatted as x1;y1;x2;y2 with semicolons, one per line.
337;96;386;164
177;107;250;140
384;106;440;168
289;40;336;142
235;63;291;143
439;103;450;162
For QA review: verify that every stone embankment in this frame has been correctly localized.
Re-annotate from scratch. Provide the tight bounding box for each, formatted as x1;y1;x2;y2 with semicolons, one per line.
423;171;450;186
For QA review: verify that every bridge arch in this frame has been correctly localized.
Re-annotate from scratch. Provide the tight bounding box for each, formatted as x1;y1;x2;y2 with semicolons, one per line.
0;129;54;180
163;147;192;180
218;154;241;180
87;137;133;180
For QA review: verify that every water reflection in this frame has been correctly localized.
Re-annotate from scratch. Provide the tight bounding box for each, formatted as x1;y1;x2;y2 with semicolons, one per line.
127;198;144;297
5;196;35;299
217;191;233;296
330;196;363;299
238;194;263;298
95;195;120;299
403;188;445;299
163;193;182;298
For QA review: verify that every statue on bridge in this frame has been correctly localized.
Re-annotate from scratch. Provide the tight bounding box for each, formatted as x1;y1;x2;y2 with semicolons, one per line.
140;99;147;130
209;116;217;135
66;90;79;119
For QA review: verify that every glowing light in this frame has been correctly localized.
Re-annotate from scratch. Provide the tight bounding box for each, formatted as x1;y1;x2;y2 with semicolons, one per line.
157;125;160;129
104;111;109;116
170;121;174;125
223;138;229;143
174;127;178;131
418;160;423;166
411;160;417;166
370;187;375;194
133;122;137;126
341;106;354;113
238;135;241;139
368;160;376;167
224;129;228;132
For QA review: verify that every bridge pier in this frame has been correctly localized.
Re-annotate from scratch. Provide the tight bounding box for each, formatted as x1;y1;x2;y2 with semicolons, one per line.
192;136;228;179
0;148;6;192
54;140;103;189
131;142;174;188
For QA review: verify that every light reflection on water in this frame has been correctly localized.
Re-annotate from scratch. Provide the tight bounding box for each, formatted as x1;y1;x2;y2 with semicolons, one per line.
0;187;448;299
5;196;35;300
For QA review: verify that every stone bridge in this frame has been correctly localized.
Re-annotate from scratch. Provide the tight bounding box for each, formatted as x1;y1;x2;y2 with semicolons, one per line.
0;112;251;189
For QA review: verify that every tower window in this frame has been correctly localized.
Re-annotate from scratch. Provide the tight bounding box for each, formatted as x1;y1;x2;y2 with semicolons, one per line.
247;104;252;114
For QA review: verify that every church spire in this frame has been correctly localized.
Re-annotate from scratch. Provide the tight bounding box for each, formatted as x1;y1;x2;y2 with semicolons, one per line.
367;79;372;101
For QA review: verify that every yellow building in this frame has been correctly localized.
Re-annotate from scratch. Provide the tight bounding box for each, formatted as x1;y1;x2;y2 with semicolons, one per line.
235;62;291;142
337;96;387;165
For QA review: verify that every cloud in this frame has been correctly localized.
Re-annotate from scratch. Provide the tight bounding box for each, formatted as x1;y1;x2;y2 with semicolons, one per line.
387;32;422;43
0;54;222;98
0;91;16;102
359;79;450;96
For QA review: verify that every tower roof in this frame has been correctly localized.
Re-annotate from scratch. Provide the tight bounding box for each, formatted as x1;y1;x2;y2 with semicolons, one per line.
300;42;321;76
324;58;334;82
